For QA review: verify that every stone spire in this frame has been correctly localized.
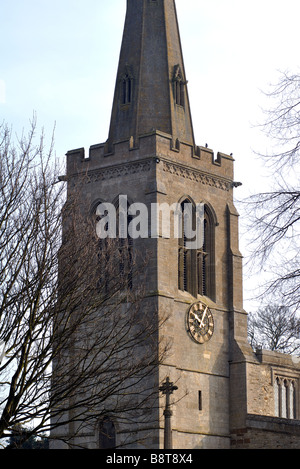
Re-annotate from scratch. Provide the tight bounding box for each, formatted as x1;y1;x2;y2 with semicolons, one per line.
107;0;195;150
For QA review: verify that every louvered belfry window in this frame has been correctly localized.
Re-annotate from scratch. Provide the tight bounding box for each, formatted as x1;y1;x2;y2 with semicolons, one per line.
116;200;133;290
178;200;214;299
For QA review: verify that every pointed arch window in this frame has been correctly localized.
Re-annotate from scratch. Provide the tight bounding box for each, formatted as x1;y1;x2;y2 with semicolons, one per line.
116;199;133;290
99;418;116;449
122;74;132;104
173;65;186;108
120;68;133;106
178;199;194;294
93;198;133;292
197;207;214;297
178;200;215;299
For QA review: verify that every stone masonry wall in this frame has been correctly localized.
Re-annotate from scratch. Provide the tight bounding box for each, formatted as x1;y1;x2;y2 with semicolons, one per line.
231;415;300;449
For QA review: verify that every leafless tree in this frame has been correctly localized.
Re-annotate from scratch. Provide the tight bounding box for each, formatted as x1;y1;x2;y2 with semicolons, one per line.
259;71;300;169
248;304;300;355
245;71;300;310
0;118;169;448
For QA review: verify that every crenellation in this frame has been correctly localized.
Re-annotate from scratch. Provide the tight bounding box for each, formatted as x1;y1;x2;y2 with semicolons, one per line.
66;134;235;186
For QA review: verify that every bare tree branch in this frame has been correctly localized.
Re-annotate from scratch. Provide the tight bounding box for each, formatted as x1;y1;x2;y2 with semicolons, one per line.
257;70;300;170
0;118;169;448
248;305;300;355
245;71;300;310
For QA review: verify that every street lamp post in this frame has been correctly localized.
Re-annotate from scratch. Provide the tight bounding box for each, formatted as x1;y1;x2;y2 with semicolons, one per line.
159;377;178;449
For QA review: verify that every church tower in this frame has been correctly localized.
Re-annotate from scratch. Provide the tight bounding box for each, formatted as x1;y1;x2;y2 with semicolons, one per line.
62;0;249;449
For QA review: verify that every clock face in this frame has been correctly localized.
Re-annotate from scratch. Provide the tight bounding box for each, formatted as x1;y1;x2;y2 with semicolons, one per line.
187;301;214;344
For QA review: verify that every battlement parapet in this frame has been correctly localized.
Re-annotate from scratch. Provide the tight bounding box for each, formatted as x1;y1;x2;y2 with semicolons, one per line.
66;132;236;183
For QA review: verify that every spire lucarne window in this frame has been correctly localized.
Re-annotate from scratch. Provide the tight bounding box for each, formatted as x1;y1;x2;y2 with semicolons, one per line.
107;0;195;148
173;64;186;108
121;69;133;106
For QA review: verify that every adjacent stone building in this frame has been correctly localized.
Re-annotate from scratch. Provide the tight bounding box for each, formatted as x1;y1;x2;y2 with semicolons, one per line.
52;0;300;449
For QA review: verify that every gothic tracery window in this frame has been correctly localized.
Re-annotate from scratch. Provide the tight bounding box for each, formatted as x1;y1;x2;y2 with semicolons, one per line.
178;200;215;299
116;200;133;290
94;198;133;292
121;68;133;106
173;65;186;108
178;199;193;294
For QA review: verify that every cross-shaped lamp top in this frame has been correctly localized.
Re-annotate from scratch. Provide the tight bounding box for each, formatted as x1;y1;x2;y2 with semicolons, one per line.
159;377;178;396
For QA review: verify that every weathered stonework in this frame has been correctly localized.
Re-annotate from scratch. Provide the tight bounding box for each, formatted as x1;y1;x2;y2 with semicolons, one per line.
51;0;300;450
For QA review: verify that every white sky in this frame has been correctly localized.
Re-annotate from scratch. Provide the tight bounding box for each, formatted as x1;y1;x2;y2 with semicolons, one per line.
1;0;299;311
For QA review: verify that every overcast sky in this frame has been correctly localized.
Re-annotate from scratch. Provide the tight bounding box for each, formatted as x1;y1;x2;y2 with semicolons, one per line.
1;0;299;311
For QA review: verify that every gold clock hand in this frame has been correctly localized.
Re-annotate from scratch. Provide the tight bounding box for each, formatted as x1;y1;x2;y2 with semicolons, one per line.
200;307;208;327
191;311;202;324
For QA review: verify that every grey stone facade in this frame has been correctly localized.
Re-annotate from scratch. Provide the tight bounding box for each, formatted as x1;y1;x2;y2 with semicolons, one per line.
51;0;300;449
